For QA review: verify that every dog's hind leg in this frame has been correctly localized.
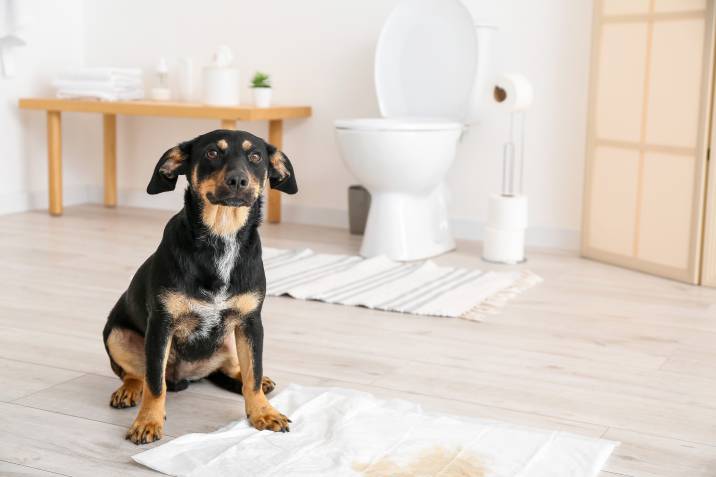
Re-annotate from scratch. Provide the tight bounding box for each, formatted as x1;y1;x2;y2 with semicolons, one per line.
106;327;146;409
207;338;275;395
166;379;190;392
206;370;276;395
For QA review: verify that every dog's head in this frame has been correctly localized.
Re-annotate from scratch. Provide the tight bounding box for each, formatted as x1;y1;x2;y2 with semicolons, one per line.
147;129;297;206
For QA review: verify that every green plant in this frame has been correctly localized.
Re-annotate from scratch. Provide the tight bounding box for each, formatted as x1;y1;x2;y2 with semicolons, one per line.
250;71;271;88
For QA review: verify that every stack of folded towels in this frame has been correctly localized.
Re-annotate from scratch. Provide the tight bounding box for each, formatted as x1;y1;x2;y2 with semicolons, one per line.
53;67;144;101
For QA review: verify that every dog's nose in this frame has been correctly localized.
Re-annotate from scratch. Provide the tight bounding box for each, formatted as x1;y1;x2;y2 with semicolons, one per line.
225;172;249;190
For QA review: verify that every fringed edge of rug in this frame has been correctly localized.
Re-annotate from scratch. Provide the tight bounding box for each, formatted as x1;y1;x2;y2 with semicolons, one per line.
460;270;543;322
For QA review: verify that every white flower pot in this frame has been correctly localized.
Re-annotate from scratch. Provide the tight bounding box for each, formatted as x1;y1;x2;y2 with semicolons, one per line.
252;87;272;108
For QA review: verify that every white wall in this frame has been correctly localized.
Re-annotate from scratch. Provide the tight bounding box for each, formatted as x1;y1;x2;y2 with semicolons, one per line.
0;0;97;214
5;0;593;249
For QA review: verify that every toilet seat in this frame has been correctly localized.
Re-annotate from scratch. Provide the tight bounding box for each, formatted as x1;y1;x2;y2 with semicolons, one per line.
374;0;478;121
334;118;463;132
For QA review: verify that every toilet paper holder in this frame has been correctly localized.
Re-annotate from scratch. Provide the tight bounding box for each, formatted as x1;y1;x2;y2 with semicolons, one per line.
501;111;526;197
483;74;532;265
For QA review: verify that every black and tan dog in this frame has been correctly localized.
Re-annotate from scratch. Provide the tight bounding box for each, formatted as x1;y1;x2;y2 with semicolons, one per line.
102;129;297;444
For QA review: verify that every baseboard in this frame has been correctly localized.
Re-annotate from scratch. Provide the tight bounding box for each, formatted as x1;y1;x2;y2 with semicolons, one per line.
452;217;580;251
282;204;349;229
0;185;101;215
0;189;580;250
284;204;580;251
117;187;185;211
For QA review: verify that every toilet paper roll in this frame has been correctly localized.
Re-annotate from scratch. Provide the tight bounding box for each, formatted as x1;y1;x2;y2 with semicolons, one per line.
493;74;533;112
483;225;525;263
203;66;240;106
487;194;528;230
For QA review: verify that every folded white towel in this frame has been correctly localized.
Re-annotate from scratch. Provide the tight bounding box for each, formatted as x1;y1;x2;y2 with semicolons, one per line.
53;67;145;101
56;89;144;101
57;67;142;82
53;78;143;91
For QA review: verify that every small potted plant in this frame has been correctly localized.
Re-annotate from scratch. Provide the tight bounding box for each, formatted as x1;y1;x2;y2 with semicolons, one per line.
250;71;272;108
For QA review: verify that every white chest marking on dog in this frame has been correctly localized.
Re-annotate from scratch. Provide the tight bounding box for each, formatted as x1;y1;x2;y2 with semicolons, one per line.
188;298;229;339
192;237;238;337
215;236;239;290
162;289;260;342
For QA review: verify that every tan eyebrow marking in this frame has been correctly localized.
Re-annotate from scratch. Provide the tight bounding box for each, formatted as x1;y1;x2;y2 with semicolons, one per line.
217;139;229;150
242;140;253;151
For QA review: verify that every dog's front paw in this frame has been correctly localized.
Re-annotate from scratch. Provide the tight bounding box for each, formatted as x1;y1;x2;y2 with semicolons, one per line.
126;417;164;445
249;405;290;432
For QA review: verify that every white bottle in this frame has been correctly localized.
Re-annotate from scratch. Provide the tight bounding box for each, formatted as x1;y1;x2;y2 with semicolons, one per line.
177;58;193;102
151;57;171;101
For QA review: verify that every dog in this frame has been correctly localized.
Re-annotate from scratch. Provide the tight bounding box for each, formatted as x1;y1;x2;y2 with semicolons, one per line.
102;129;297;444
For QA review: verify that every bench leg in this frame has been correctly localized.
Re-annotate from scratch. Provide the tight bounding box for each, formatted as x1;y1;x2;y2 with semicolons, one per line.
103;114;117;207
47;111;62;216
268;119;283;224
221;119;235;130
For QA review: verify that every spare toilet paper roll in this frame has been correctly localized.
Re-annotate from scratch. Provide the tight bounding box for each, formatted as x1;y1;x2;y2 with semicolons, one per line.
483;226;525;263
493;74;533;112
488;194;528;230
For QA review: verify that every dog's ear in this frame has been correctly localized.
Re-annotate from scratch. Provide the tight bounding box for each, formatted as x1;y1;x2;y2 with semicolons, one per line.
266;143;298;194
147;140;194;195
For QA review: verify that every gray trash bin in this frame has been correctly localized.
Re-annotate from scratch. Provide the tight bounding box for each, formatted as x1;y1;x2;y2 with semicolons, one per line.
348;185;371;235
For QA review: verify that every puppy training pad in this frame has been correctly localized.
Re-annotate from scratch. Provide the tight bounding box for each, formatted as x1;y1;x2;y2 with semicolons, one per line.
133;385;616;477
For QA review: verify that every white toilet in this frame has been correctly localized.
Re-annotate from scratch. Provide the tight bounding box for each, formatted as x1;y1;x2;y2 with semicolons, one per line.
335;0;494;261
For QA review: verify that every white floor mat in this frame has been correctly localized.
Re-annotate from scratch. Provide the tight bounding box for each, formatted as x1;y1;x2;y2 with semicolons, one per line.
263;248;542;321
133;385;616;477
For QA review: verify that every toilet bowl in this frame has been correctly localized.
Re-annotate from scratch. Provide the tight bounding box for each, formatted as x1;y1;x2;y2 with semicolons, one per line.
336;118;462;260
335;0;494;260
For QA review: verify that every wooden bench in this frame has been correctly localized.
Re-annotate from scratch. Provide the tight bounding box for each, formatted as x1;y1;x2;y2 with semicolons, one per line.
18;98;312;222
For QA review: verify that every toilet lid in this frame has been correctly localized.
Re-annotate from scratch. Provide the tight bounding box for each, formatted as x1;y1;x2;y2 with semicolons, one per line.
375;0;478;121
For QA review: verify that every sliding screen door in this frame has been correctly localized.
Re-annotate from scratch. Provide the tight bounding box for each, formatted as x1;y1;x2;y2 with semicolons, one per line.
702;73;716;286
582;0;715;283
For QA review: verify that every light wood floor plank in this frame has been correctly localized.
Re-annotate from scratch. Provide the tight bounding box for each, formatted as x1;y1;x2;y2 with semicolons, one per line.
0;358;82;402
0;460;68;476
0;402;162;476
14;374;249;438
0;204;715;477
603;428;716;477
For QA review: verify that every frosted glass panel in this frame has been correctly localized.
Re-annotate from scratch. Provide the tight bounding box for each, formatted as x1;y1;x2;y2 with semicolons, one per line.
646;19;705;148
595;23;648;142
637;153;695;268
654;0;707;12
603;0;650;15
589;147;640;256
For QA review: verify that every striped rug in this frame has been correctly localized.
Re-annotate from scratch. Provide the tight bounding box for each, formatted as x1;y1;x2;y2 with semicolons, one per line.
263;248;542;321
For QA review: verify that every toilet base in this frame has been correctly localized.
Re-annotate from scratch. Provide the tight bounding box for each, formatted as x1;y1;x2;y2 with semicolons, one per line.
360;188;455;261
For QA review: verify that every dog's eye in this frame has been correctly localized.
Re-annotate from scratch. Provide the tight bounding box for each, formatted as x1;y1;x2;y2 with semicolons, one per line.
206;150;218;159
249;152;262;163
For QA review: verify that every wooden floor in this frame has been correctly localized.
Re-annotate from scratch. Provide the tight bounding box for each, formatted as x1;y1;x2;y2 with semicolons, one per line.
1;205;715;476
